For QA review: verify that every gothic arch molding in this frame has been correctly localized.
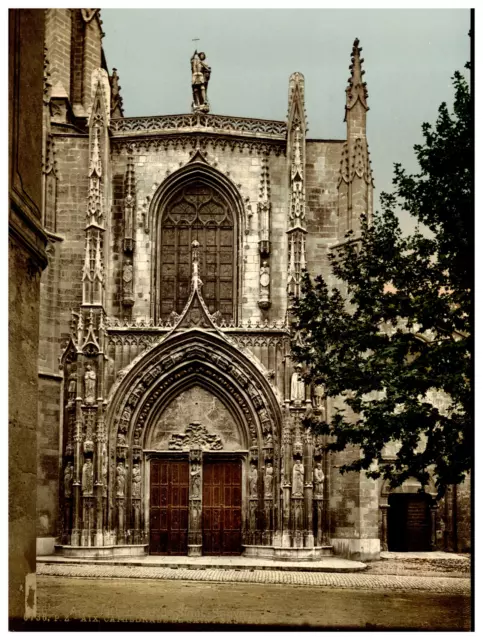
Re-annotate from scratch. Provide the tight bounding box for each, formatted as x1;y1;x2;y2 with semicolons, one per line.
148;157;247;322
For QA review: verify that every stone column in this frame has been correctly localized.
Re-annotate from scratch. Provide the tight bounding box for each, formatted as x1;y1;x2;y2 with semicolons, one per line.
430;503;438;551
291;412;304;548
188;449;203;556
262;450;274;545
71;411;83;546
248;449;259;545
281;422;292;547
303;428;314;547
314;498;324;546
116;460;126;544
380;504;389;551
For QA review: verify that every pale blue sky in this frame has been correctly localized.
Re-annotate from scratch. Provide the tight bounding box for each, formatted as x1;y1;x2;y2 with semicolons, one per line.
101;9;470;235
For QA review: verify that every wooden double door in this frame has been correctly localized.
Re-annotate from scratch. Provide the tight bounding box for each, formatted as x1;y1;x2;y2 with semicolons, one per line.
149;458;242;556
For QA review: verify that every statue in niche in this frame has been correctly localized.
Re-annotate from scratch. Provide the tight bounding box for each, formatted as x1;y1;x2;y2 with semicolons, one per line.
132;463;141;499
191;50;211;113
81;459;94;496
313;384;326;413
123;259;133;290
116;462;126;498
64;461;74;498
117;432;127;446
258;261;270;309
290;364;305;404
101;445;108;497
249;463;258;498
84;363;96;405
191;463;201;498
313;462;325;498
264;463;274;498
292;459;304;496
67;370;77;404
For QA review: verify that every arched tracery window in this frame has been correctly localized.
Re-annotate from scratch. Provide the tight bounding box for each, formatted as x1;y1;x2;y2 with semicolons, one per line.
159;181;235;321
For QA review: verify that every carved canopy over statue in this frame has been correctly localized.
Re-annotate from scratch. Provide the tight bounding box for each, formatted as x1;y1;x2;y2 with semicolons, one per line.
191;50;211;113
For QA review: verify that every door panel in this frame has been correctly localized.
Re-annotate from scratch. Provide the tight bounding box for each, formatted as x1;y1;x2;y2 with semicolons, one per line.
203;460;242;555
388;493;431;551
149;459;189;555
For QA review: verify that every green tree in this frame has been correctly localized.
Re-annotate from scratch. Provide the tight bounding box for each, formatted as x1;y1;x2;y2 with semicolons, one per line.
291;66;472;498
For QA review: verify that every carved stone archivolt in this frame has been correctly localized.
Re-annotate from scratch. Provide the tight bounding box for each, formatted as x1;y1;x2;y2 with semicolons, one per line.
104;330;282;472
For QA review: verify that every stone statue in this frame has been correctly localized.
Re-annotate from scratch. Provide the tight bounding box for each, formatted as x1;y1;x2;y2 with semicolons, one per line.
101;445;108;497
313;384;325;412
82;459;94;496
264;463;273;498
249;463;258;498
117;432;126;446
64;461;74;498
258;261;270;309
191;463;201;498
116;462;126;498
132;463;141;499
123;259;133;288
290;364;305;403
313;462;325;498
292;459;304;496
67;370;77;403
191;50;211;112
84;363;96;405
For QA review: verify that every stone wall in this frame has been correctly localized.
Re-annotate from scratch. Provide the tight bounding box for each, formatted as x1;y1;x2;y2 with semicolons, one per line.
9;8;47;623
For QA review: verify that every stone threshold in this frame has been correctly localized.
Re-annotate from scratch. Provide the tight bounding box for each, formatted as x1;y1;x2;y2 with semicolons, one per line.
37;554;367;573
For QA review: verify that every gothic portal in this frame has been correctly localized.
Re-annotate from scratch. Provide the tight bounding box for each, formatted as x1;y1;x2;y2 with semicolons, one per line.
36;10;470;562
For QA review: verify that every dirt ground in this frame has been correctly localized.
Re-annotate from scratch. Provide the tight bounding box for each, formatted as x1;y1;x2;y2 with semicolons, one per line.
30;575;471;631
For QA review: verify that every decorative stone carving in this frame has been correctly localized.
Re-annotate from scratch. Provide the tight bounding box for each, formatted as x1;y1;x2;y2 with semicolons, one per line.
249;463;258;498
67;369;77;404
290;364;305;404
116;462;126;498
110;68;124;118
168;422;222;451
264;463;274;498
190;463;201;498
122;258;134;307
191;50;211;113
292;460;304;497
101;444;108;497
258;261;270;310
81;459;94;496
109;113;287;137
84;363;96;404
64;461;74;498
132;462;141;499
313;462;325;498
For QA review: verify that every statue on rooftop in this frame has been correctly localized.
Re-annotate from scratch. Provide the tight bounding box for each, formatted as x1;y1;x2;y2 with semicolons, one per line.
191;50;211;113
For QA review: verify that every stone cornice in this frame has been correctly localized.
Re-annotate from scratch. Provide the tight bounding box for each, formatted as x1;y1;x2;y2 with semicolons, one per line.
9;192;48;270
110;113;287;140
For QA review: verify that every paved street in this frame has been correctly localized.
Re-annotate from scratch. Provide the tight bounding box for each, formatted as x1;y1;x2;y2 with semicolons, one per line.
35;574;471;630
37;561;470;594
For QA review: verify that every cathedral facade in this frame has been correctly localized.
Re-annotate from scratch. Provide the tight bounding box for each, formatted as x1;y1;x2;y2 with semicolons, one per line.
37;9;470;561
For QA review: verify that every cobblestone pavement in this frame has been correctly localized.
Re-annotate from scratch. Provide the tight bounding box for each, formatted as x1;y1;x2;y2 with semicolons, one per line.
37;562;470;595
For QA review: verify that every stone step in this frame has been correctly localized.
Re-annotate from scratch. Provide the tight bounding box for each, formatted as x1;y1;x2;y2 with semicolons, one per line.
38;553;367;573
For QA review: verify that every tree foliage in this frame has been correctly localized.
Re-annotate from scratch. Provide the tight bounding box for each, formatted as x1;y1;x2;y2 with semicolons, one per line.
291;67;472;498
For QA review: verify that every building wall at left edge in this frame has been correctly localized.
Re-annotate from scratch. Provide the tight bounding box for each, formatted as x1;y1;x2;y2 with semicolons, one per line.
9;9;48;628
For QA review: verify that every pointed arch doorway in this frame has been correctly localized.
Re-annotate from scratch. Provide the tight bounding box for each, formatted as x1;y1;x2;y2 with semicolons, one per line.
146;384;246;556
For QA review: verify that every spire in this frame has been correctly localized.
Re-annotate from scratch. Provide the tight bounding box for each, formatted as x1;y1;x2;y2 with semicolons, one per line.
110;68;124;118
344;38;369;122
